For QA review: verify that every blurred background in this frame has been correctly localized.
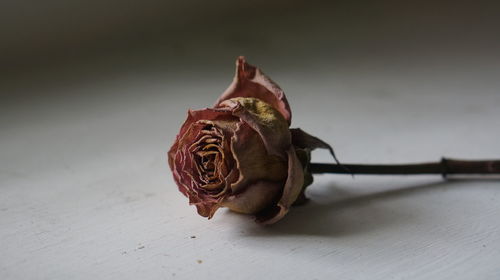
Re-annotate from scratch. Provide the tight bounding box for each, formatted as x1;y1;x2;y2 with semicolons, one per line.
2;0;500;81
2;0;500;166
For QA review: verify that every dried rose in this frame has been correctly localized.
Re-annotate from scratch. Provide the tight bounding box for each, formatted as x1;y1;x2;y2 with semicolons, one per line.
168;57;335;224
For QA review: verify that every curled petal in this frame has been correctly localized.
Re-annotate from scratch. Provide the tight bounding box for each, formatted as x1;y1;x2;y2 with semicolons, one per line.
214;56;292;125
229;122;288;194
194;201;220;219
221;97;291;159
167;107;239;219
256;147;304;225
168;107;235;169
221;181;283;214
170;122;206;197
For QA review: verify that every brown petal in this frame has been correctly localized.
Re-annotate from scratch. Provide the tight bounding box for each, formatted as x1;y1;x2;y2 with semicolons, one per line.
256;147;305;225
194;201;220;219
171;123;207;197
229;122;288;194
168;108;239;220
214;56;292;125
168;107;235;170
221;181;283;214
221;97;291;159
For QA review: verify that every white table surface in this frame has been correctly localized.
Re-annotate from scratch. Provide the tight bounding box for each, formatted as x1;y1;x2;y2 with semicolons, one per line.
1;52;500;279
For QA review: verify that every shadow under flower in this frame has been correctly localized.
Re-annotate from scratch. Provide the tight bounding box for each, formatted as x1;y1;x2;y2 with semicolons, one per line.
227;178;497;237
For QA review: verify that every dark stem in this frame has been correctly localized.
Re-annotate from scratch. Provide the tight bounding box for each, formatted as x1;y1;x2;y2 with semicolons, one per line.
310;158;500;177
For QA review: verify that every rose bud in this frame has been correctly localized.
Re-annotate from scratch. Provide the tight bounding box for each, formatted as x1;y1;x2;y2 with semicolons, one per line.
168;57;336;224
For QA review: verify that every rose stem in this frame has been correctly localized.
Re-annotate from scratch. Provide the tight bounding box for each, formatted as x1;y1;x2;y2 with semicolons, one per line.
309;158;500;177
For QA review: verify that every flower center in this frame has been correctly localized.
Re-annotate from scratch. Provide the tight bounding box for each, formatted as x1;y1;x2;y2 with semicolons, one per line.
190;124;229;194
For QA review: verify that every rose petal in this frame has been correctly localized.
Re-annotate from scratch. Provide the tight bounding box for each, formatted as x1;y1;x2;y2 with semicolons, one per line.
194;201;220;219
221;97;291;159
214;56;292;125
221;181;283;214
168;107;240;220
171;122;207;197
229;122;288;194
168;107;235;169
256;147;304;225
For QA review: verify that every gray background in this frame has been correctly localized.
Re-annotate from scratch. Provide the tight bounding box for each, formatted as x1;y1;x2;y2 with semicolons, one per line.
1;1;500;279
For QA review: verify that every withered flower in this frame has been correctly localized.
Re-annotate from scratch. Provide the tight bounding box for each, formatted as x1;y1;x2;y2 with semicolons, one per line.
168;57;333;224
169;57;500;224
